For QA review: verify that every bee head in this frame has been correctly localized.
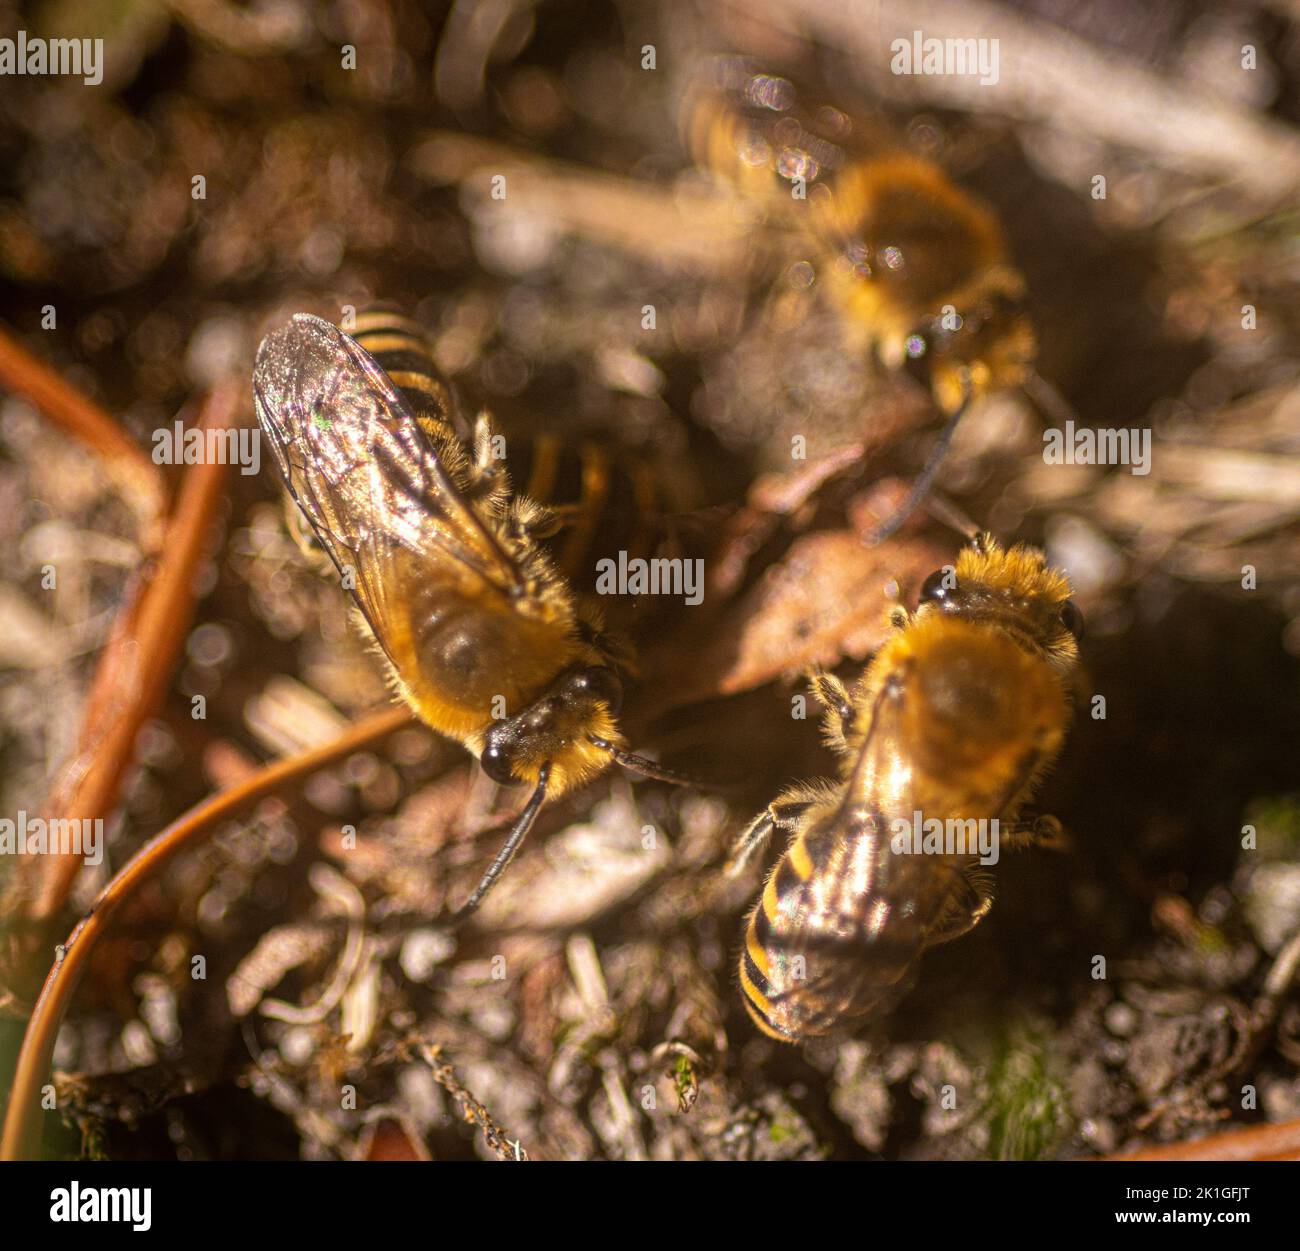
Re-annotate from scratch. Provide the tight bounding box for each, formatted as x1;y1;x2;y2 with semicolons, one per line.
479;666;624;789
915;534;1081;672
903;270;1035;414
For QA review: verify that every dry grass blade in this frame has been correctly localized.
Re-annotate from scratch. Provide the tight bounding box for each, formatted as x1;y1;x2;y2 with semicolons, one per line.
734;0;1300;201
409;131;750;271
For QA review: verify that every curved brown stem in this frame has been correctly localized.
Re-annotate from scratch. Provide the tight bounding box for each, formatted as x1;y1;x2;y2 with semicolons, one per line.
0;323;165;531
0;703;413;1161
1105;1117;1300;1162
11;381;243;937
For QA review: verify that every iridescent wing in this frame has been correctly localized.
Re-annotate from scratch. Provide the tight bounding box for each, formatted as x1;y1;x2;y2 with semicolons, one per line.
838;667;1032;950
252;315;567;705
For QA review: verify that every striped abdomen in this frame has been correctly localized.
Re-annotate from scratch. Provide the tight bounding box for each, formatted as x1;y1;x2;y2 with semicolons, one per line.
353;308;662;587
351;308;461;446
739;815;942;1042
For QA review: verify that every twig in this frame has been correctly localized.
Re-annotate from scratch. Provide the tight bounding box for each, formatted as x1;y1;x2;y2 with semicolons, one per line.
408;132;750;271
414;1041;529;1161
11;381;243;937
0;704;412;1161
0;324;164;534
1106;1117;1300;1162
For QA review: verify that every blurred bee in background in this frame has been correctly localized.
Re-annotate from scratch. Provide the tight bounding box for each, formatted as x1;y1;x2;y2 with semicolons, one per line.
253;310;689;921
728;535;1082;1042
686;59;1041;541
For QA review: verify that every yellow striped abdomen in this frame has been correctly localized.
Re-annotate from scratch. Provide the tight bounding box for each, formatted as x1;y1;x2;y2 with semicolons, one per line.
738;819;937;1042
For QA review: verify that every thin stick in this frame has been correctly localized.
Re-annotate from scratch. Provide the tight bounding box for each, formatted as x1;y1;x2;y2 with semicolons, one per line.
15;382;243;931
0;703;413;1161
414;1041;528;1160
1105;1116;1300;1162
0;324;165;531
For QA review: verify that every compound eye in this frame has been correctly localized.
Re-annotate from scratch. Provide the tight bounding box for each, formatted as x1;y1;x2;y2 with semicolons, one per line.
571;666;624;716
480;740;519;786
918;568;954;608
1059;599;1085;642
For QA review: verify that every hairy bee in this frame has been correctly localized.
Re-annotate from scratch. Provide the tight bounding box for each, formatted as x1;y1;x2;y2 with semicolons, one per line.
729;535;1082;1042
253;310;685;920
686;59;1038;539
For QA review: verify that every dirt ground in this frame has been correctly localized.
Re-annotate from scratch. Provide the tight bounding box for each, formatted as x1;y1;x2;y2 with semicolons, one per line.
1;0;1299;1160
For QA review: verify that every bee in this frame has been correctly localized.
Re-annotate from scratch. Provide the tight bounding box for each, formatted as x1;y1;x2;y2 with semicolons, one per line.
728;535;1082;1042
252;310;687;921
686;59;1038;540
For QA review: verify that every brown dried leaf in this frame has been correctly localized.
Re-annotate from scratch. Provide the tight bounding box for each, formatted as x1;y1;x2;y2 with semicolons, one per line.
660;531;949;707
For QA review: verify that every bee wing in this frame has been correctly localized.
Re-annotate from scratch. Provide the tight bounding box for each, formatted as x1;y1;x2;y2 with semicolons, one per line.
841;672;1011;943
841;679;918;828
252;315;523;645
847;664;1047;824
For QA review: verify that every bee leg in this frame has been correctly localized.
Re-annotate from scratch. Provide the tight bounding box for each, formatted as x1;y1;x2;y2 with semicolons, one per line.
861;388;970;546
725;799;812;877
468;412;511;496
470;412;495;472
999;814;1070;853
808;670;855;739
927;865;995;946
504;496;562;542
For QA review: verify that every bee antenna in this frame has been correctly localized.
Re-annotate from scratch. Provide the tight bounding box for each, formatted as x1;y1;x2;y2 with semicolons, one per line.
589;737;700;787
446;763;551;927
1022;369;1078;429
862;384;972;547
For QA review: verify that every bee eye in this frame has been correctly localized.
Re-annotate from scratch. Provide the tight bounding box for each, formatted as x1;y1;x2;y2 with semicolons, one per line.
480;740;519;786
1059;599;1084;641
919;569;953;607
